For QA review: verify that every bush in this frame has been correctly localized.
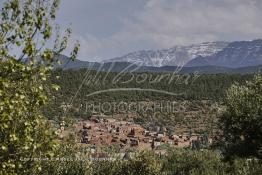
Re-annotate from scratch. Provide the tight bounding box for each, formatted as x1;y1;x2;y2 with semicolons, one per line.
220;75;262;158
163;149;227;175
92;151;162;175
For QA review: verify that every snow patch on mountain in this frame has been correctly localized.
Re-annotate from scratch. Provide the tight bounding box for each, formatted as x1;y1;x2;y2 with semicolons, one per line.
103;42;229;67
186;39;262;68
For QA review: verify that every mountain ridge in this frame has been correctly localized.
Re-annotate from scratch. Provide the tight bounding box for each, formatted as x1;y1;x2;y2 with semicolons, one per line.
102;39;262;68
186;39;262;68
51;39;262;74
103;41;228;67
55;55;262;74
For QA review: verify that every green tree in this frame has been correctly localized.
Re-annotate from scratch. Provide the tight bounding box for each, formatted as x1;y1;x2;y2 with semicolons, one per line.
92;151;161;175
163;149;227;175
0;60;58;174
0;0;79;174
121;151;162;175
220;75;262;158
229;158;262;175
41;143;92;175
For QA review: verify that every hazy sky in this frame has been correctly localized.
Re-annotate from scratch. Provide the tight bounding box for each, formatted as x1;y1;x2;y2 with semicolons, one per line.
2;0;262;61
56;0;262;61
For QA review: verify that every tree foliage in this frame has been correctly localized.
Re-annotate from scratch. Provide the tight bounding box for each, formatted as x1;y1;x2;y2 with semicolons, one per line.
0;60;58;174
92;151;162;175
163;149;227;175
221;75;262;158
43;69;252;120
0;0;79;62
41;143;92;175
0;0;79;174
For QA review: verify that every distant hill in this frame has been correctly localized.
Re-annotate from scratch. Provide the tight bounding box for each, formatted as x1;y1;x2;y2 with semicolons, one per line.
55;55;262;74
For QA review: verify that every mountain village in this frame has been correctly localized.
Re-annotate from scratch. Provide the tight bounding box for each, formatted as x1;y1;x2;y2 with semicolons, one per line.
57;115;217;157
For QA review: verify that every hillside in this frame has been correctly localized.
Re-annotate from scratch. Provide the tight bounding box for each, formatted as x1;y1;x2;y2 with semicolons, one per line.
43;70;253;121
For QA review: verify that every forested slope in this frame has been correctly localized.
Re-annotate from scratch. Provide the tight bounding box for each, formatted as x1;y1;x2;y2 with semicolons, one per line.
43;69;253;120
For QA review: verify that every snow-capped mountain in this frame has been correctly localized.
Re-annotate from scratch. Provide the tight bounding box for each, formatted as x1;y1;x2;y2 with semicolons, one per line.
54;54;262;74
103;42;229;67
186;39;262;68
52;39;262;73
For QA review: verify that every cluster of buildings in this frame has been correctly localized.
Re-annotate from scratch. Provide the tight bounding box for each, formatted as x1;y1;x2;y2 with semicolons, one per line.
73;117;213;151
